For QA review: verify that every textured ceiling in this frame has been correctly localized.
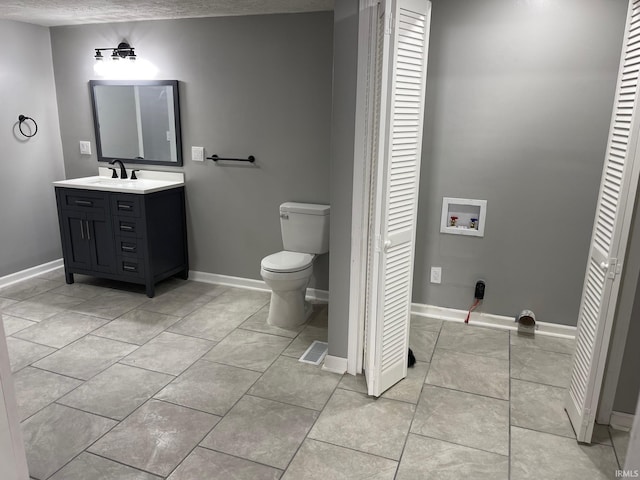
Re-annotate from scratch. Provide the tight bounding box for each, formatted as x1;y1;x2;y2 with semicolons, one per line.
0;0;334;27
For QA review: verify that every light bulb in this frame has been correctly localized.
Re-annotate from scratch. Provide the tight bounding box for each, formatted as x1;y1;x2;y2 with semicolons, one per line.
93;58;158;80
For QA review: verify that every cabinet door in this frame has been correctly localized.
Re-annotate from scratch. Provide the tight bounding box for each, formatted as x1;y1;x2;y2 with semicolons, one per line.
86;210;116;274
60;211;92;270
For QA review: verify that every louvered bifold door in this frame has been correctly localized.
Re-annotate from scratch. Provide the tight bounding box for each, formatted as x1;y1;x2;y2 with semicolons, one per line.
566;0;640;444
365;0;431;397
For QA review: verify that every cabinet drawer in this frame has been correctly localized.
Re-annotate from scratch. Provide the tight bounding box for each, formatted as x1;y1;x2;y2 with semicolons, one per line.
117;257;145;278
58;189;107;212
111;195;141;217
114;217;144;238
116;237;142;258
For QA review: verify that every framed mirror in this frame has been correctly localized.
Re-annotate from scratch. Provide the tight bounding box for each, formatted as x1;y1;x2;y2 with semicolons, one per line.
89;80;183;166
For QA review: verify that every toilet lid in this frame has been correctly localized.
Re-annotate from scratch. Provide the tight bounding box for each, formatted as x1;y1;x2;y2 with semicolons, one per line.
261;251;314;273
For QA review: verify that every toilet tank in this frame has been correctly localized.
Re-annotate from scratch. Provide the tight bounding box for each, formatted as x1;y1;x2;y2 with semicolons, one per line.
280;202;330;254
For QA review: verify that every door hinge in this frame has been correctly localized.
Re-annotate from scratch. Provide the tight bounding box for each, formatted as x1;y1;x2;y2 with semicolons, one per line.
375;234;382;252
385;12;393;35
608;258;619;279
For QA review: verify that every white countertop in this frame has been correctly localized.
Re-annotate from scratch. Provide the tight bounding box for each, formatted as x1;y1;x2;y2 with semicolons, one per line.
53;168;185;194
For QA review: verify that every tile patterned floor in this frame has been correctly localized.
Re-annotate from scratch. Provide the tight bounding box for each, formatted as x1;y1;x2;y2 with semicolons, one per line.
0;271;632;479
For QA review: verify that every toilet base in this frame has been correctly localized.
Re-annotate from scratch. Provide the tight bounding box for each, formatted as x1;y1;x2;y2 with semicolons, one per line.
267;288;312;328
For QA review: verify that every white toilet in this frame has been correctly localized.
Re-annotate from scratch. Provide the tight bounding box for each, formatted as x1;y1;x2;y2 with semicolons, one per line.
260;202;330;328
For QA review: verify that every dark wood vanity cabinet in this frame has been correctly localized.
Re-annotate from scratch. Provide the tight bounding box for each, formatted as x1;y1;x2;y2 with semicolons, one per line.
55;186;188;297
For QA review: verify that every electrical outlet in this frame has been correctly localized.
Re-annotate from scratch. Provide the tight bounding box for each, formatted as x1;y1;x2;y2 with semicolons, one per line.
79;141;91;155
430;266;442;284
191;146;204;162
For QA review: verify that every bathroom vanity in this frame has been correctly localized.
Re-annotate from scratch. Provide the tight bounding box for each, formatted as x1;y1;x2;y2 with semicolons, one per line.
53;169;188;297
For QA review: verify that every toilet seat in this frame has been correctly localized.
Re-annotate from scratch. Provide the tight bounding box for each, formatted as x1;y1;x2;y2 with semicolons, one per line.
261;251;314;273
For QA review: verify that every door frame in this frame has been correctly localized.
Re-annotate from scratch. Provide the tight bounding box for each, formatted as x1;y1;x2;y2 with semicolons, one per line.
347;0;380;375
347;0;431;380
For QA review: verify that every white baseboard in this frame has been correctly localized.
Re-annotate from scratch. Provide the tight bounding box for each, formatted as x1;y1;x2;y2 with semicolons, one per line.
0;259;63;290
411;303;577;339
322;354;347;374
611;411;635;431
308;288;329;303
190;271;269;292
189;271;329;303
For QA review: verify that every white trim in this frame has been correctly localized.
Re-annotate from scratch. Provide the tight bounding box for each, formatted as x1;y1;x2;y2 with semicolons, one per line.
188;271;329;303
627;400;640;470
348;0;379;377
307;288;329;303
190;271;269;292
611;411;635;431
411;303;577;339
440;197;487;237
322;354;348;374
0;259;63;290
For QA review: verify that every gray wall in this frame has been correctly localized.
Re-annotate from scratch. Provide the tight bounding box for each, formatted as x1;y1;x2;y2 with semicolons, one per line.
50;13;333;288
614;271;640;414
613;183;640;415
328;0;358;358
0;20;65;278
413;0;627;325
627;397;640;471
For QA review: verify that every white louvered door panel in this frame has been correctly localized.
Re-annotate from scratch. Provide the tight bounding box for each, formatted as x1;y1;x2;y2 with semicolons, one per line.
566;0;640;443
363;3;387;390
365;0;431;397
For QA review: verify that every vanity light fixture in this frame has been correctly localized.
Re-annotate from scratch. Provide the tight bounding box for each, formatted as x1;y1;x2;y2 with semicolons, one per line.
93;40;156;79
94;41;136;62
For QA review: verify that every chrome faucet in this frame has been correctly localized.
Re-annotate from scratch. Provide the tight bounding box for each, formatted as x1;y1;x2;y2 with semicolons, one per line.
109;159;128;179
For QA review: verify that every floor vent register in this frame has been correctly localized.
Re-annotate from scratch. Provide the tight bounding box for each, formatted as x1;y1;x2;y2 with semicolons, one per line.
299;341;328;366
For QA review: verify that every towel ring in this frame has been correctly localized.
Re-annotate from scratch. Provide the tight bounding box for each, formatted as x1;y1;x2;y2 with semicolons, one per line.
18;115;38;138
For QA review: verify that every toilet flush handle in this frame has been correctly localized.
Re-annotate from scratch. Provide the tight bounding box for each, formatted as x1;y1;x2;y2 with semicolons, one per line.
280;213;289;220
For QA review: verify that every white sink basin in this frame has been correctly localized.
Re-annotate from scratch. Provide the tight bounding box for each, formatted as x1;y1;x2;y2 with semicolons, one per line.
53;170;184;194
89;178;138;187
